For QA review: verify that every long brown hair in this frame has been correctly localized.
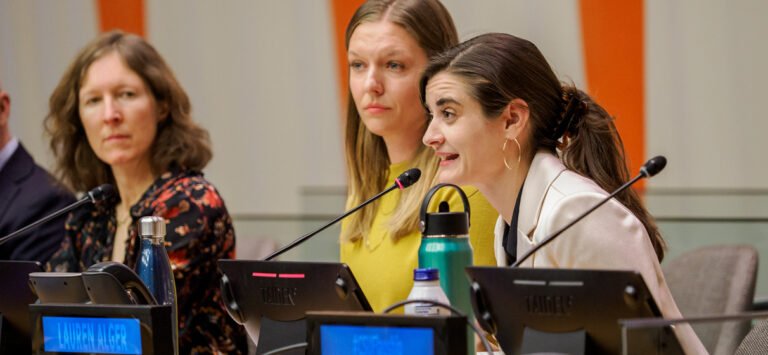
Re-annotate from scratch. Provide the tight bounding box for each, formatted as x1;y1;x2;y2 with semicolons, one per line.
341;0;459;243
45;30;212;192
420;33;666;260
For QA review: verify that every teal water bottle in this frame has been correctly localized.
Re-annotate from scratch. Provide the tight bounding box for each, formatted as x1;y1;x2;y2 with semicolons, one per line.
418;184;474;354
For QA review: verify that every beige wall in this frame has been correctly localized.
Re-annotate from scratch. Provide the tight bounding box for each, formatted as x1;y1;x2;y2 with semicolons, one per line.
646;0;768;191
146;0;343;214
0;0;590;214
3;0;767;206
445;0;586;89
0;0;98;170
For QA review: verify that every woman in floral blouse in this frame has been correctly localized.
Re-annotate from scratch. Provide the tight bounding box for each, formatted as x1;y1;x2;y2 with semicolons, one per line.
44;30;247;354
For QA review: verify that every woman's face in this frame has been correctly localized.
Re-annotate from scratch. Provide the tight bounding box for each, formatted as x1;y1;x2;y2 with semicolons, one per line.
78;51;162;170
347;21;429;140
422;72;508;186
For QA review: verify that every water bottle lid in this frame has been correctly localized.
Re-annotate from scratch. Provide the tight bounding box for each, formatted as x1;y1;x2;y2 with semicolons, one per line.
419;184;470;236
413;268;440;281
139;216;166;237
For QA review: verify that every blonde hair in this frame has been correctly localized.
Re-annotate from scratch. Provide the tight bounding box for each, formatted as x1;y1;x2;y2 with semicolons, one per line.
340;0;458;243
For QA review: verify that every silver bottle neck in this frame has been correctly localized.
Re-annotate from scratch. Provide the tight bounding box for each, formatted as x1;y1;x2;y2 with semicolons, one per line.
138;216;166;244
421;234;469;239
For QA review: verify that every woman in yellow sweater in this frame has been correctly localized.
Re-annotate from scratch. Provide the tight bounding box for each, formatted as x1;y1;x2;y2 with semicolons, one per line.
339;0;498;312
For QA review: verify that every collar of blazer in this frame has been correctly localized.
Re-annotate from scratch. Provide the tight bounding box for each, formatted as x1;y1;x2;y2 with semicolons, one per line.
0;142;34;184
518;151;568;237
0;143;33;224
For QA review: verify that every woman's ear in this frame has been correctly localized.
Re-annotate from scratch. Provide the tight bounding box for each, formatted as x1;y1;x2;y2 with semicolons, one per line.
157;102;170;122
502;98;529;139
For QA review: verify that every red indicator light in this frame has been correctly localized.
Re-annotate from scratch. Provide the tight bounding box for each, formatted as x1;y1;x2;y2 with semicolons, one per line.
252;272;277;278
278;273;305;279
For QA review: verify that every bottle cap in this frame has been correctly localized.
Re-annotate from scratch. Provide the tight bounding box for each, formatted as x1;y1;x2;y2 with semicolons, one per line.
139;216;166;238
413;268;440;281
419;184;470;236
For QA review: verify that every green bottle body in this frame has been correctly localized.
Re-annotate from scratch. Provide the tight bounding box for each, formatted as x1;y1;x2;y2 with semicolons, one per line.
418;234;474;354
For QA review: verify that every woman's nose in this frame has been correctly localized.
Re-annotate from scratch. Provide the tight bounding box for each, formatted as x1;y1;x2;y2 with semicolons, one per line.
364;68;384;96
422;118;444;147
102;96;122;123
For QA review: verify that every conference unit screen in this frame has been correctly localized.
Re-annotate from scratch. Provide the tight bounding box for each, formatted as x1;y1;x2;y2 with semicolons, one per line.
320;324;434;354
42;316;142;354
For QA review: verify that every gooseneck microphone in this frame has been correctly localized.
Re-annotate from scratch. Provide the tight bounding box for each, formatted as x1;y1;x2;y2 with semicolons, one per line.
263;168;421;261
511;156;667;267
0;184;115;247
639;155;666;178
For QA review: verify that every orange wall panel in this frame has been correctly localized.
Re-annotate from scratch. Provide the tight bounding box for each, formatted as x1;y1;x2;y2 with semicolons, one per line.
330;0;366;117
580;0;645;184
96;0;145;37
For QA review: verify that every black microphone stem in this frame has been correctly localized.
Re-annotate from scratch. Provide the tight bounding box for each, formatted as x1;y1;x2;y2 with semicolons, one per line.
511;172;644;267
0;196;91;247
263;184;399;261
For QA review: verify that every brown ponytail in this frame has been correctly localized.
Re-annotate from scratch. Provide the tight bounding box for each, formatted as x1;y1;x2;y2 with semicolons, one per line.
421;33;666;260
558;85;665;260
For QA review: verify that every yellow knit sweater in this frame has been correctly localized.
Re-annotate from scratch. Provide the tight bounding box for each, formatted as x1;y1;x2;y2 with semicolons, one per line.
340;160;499;312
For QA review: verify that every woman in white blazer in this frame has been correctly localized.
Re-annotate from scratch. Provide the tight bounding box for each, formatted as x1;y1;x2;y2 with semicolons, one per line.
420;33;706;354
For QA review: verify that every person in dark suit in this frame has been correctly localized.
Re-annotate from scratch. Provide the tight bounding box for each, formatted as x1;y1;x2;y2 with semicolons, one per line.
0;78;76;262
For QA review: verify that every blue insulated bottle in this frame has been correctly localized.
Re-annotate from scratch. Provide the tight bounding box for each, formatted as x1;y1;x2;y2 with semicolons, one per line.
418;184;474;354
136;216;178;354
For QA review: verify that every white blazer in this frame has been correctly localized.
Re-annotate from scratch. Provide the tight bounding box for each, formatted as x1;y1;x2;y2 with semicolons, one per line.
493;151;707;354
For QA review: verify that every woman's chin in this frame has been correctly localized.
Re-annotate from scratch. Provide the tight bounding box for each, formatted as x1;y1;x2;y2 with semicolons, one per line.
438;169;464;186
103;155;148;171
360;117;392;137
104;157;130;167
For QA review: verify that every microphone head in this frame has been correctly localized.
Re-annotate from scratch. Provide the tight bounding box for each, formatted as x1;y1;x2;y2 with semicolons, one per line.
396;168;421;189
88;184;115;202
640;156;667;178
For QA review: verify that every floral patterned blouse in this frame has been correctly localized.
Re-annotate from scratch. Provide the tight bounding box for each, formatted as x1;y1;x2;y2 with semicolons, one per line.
47;168;247;354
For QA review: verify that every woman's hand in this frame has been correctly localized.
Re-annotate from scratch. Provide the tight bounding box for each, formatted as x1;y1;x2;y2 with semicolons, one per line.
475;319;501;353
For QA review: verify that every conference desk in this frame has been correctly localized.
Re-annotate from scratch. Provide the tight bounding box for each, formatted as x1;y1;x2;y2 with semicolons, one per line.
2;259;691;355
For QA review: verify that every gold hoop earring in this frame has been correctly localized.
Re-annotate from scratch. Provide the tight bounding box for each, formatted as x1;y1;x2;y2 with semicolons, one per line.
502;138;522;170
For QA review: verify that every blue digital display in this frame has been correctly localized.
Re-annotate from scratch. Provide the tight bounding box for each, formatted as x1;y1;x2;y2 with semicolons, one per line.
320;324;434;354
42;316;142;354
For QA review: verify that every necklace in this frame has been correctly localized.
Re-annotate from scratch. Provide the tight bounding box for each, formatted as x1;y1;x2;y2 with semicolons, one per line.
363;234;386;252
112;207;132;263
116;206;132;226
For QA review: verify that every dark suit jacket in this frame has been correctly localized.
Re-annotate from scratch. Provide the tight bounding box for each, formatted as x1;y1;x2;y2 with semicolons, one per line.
0;143;75;262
